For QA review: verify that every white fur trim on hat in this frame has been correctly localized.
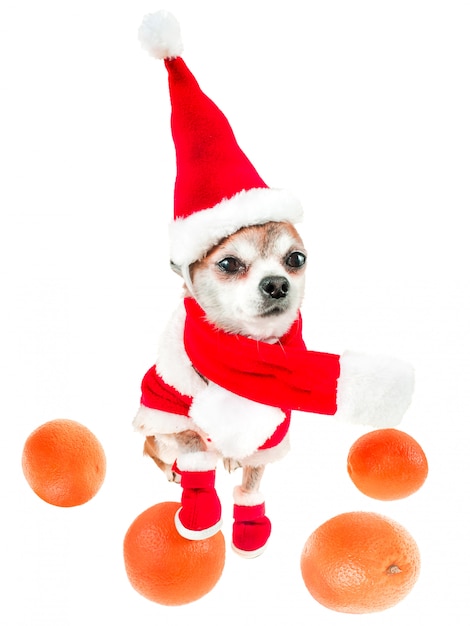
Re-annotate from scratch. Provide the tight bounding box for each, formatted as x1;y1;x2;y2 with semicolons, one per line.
170;187;303;268
138;10;183;60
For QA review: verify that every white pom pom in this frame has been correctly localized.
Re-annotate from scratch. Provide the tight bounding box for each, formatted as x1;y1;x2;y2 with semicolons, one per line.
138;10;183;60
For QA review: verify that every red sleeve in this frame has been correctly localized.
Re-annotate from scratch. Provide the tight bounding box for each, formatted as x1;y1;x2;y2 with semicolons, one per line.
140;366;193;417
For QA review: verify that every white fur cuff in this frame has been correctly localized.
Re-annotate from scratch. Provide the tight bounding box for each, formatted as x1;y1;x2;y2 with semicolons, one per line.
335;350;415;427
189;383;286;459
236;434;290;467
133;405;191;436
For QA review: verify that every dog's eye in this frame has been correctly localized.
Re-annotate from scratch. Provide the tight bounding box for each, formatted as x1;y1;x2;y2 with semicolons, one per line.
217;257;244;273
286;251;306;268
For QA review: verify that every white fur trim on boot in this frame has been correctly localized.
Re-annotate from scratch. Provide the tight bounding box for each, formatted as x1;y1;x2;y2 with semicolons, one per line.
335;350;415;427
176;451;220;472
233;485;265;507
232;490;271;558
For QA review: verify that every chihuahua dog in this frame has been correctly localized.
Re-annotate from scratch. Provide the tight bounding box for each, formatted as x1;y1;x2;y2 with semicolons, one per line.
143;220;307;498
135;10;414;555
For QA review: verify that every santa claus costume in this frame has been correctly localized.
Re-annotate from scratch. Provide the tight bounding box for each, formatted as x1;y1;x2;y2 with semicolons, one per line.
134;11;414;557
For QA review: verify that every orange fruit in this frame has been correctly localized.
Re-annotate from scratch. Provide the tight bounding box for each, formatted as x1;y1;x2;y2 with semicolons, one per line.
22;418;106;507
347;428;428;500
123;501;225;605
301;511;420;614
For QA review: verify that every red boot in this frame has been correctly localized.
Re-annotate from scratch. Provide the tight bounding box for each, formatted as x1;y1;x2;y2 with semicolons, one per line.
174;452;222;540
232;487;271;558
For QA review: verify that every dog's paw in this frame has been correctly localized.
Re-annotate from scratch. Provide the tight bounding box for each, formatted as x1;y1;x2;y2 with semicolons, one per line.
164;466;181;483
224;458;242;473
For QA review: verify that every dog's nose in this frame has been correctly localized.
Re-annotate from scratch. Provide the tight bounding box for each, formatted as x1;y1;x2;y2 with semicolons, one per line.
259;276;290;299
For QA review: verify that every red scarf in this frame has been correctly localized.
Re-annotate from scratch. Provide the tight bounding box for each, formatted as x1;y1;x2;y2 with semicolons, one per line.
183;297;340;415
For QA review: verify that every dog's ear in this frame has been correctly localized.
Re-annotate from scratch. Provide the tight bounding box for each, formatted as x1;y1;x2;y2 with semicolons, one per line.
170;261;183;276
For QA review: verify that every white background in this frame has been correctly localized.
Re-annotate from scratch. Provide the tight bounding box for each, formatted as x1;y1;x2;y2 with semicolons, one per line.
1;0;469;623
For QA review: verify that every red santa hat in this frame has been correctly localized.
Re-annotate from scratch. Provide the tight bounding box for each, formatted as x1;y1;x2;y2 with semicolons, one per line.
138;10;303;270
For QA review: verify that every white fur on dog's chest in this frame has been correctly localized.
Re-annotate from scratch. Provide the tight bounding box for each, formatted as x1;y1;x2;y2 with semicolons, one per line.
155;300;207;398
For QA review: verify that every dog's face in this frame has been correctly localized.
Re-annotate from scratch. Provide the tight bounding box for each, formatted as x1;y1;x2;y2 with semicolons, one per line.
189;221;307;341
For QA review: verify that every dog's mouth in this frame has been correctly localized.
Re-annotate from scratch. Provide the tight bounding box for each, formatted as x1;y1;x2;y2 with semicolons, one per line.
259;303;289;317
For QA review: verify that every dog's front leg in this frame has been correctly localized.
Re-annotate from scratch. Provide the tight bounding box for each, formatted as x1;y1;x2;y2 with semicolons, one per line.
241;465;265;493
144;430;207;483
223;457;242;473
144;436;180;482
